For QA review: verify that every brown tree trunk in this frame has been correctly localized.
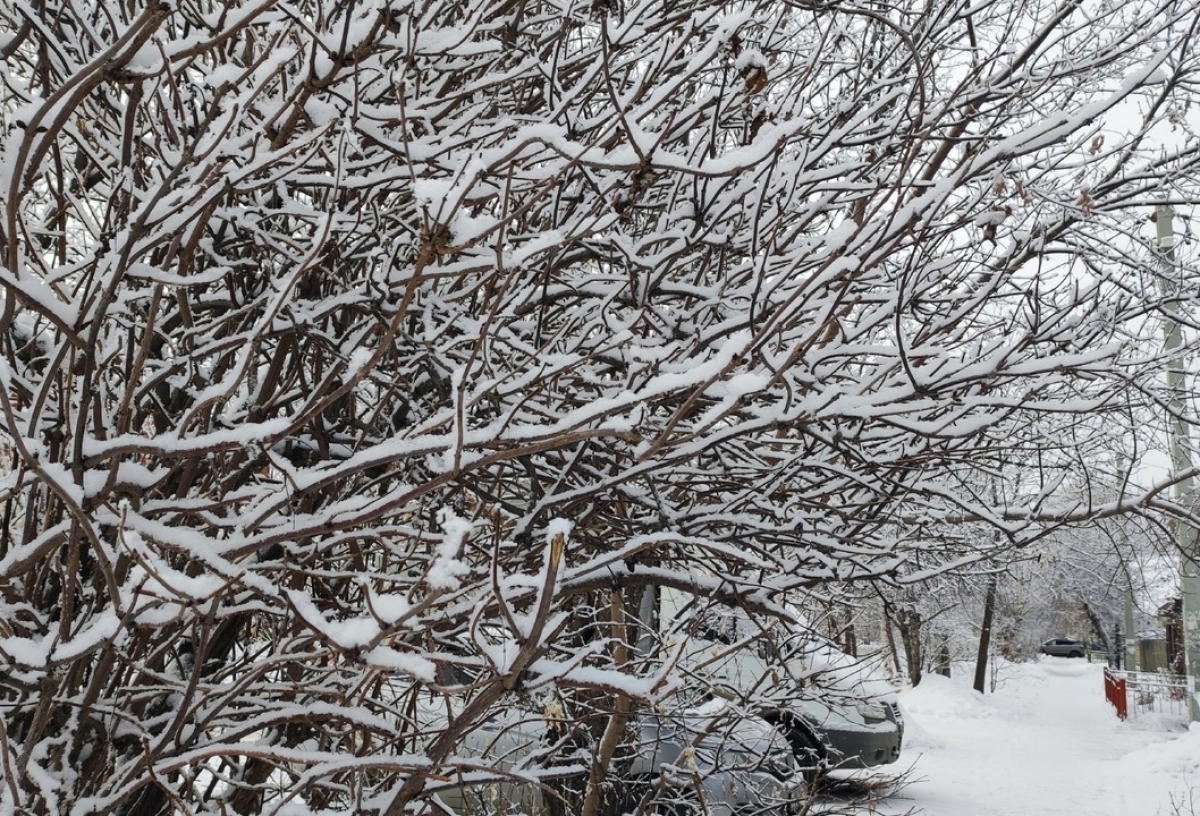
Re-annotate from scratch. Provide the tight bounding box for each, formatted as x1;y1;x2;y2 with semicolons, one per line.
973;577;997;693
934;638;951;678
882;602;903;677
1081;600;1112;655
896;608;923;687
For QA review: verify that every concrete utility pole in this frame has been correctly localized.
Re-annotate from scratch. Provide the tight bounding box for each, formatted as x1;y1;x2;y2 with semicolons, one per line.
1124;581;1137;671
1156;204;1200;721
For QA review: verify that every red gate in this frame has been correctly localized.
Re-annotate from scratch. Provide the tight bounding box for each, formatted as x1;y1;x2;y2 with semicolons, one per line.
1103;667;1127;720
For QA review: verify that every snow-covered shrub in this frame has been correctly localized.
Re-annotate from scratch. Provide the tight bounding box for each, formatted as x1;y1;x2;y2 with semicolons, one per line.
1;0;1199;814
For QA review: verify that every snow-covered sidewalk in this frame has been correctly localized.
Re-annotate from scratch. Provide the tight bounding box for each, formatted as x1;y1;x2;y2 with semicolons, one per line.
879;658;1200;816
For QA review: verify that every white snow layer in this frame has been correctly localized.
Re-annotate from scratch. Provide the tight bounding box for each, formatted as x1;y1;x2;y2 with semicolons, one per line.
876;657;1198;816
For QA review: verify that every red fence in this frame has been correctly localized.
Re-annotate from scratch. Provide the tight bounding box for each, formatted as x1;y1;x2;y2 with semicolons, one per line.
1103;667;1127;720
1104;668;1187;721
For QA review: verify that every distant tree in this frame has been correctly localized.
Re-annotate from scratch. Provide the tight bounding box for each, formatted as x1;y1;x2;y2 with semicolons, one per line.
2;1;1200;814
1030;516;1169;647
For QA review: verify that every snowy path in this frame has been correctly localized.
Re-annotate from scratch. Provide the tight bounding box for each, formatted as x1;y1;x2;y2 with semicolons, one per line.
877;659;1200;816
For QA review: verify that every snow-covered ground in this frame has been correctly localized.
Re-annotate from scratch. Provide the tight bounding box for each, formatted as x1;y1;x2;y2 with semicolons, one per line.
867;658;1200;816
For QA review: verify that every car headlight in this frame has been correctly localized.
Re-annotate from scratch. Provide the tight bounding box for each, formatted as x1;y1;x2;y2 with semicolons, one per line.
702;743;754;771
696;743;796;782
693;743;749;771
855;700;888;721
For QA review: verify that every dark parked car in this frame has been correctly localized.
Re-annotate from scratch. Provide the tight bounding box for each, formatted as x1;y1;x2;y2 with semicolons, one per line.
664;598;904;779
1040;638;1086;658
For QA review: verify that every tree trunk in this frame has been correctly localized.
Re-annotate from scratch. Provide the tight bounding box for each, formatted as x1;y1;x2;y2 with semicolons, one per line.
896;608;923;687
973;577;997;694
934;637;951;678
882;605;903;677
1081;600;1112;655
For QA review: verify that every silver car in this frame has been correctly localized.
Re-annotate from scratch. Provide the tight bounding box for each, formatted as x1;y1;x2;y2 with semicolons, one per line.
1040;638;1086;658
666;602;904;780
427;694;802;816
